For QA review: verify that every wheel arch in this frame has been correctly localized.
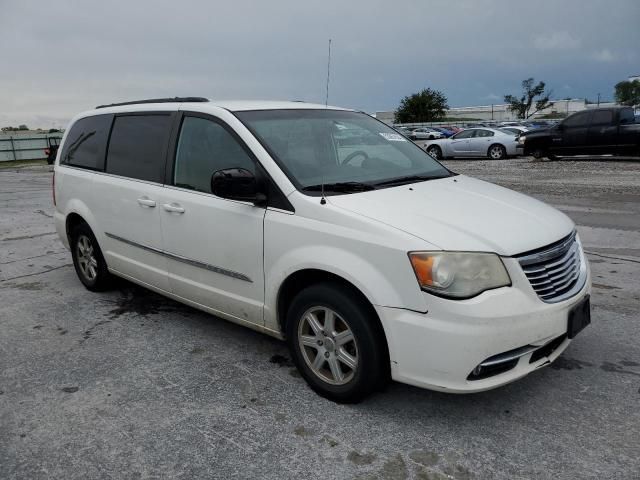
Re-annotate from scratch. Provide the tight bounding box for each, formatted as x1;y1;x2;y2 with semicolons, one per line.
487;143;506;158
276;268;391;377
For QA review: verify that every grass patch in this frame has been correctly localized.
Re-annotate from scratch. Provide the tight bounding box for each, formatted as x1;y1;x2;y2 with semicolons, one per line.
0;159;48;169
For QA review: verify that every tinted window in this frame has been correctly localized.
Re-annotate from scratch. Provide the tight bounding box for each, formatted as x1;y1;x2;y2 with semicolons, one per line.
474;129;494;138
452;130;474;139
590;110;613;125
619;108;635;124
174;116;256;193
60;114;112;170
563;111;591;127
106;114;173;183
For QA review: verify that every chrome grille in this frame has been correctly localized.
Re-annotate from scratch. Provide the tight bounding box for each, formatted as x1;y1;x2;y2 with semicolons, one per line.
517;232;585;303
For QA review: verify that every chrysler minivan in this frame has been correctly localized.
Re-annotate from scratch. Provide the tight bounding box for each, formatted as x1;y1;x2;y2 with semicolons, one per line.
53;97;591;403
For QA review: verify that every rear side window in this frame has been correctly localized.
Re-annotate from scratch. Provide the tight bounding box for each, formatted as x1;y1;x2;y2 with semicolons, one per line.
563;111;591;127
173;116;256;193
619;108;635;124
106;114;173;183
60;114;112;170
474;129;494;138
590;110;613;125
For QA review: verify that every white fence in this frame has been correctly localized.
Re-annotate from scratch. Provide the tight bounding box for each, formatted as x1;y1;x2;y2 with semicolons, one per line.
0;132;63;162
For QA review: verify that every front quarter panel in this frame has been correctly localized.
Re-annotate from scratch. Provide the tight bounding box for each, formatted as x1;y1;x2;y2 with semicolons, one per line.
262;193;434;331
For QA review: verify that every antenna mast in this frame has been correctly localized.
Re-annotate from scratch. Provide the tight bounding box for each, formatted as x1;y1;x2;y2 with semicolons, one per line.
325;39;332;106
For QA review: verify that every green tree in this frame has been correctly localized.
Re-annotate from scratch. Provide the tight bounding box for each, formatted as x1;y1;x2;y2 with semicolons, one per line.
504;78;552;119
394;88;448;123
614;79;640;107
18;124;29;130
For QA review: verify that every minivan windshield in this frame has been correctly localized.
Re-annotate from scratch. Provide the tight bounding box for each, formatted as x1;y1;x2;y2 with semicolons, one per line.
235;109;452;193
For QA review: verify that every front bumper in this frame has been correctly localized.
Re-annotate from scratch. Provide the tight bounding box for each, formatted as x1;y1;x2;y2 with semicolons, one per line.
375;257;591;393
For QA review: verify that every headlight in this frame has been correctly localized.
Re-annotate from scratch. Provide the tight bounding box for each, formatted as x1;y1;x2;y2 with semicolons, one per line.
408;251;511;299
518;135;526;145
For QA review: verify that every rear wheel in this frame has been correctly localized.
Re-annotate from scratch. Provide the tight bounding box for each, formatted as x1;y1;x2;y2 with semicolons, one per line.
286;283;386;403
427;145;442;160
488;144;506;160
70;223;113;291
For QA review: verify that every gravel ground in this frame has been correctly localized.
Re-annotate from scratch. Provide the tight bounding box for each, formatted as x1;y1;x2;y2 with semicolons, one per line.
1;159;639;480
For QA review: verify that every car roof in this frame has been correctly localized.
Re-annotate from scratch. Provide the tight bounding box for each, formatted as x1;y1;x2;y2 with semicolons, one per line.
76;99;351;120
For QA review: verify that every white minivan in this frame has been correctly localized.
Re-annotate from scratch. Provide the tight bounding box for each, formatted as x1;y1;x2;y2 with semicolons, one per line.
54;98;591;403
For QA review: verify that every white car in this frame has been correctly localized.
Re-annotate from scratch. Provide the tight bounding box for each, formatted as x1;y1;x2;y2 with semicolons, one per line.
423;128;523;159
54;98;591;403
500;126;529;136
410;127;444;140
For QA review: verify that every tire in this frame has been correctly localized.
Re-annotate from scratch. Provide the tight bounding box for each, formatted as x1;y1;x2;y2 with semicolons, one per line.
488;144;506;160
427;145;442;160
70;223;113;291
285;283;387;403
531;148;545;160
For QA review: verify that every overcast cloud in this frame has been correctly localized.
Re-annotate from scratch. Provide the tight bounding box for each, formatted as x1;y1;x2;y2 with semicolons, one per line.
1;0;638;128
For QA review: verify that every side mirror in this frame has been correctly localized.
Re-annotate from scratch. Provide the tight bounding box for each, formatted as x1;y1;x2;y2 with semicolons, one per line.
211;168;267;206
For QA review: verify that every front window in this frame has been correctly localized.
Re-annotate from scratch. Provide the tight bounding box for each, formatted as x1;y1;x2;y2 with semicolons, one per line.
235;109;451;193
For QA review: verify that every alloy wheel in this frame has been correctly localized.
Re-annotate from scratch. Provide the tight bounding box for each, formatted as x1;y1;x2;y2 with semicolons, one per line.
297;307;358;385
76;234;98;281
490;145;504;159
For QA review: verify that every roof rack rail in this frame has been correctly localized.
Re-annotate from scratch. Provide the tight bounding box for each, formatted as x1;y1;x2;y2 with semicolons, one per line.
95;97;209;109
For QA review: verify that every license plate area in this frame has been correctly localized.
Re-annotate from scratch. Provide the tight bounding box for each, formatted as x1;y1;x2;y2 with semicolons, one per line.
568;295;591;339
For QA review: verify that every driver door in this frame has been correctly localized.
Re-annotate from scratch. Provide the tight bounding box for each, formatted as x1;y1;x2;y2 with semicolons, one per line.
449;129;474;156
159;112;266;326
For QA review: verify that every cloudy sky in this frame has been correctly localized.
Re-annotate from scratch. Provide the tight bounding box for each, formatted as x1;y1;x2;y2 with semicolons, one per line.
1;0;638;128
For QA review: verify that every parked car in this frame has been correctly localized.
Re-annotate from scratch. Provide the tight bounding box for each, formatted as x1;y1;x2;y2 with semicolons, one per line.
500;126;529;136
430;127;455;138
54;98;591;403
521;107;640;160
424;128;523;159
440;125;463;133
393;126;413;138
410;127;444;140
45;137;61;165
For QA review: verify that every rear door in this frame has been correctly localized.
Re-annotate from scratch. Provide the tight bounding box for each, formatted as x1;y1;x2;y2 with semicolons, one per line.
617;108;637;154
92;112;174;291
468;129;494;156
553;110;592;155
159;111;266;326
587;109;617;154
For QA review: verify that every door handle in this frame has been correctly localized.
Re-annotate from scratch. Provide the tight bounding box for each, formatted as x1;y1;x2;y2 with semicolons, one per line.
137;197;156;208
163;203;185;214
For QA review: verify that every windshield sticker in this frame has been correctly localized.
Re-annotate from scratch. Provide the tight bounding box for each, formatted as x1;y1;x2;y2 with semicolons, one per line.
379;132;407;142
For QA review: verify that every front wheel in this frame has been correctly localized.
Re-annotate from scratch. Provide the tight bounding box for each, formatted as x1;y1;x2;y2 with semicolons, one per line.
286;283;387;403
488;144;506;160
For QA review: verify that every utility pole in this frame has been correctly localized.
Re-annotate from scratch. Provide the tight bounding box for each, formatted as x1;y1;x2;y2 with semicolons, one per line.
325;39;332;107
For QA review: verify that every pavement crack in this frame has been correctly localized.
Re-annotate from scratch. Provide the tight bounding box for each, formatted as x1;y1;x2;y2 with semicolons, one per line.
2;231;57;242
585;251;640;264
0;250;67;265
1;263;72;282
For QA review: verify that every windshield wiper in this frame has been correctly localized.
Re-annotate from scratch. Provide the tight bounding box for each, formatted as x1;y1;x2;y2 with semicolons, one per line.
373;174;451;187
302;181;376;193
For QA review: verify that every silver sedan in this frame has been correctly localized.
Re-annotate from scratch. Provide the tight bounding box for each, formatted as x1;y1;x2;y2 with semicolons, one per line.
423;128;523;160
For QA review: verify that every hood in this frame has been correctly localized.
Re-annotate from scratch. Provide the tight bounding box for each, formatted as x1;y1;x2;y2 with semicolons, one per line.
327;175;574;256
